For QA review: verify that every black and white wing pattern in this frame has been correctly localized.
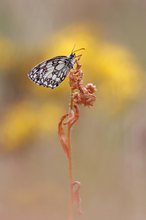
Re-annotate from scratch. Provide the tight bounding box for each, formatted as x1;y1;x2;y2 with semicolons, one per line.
28;54;76;89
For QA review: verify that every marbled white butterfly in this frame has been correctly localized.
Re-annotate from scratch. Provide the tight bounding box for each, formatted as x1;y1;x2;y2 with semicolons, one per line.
28;48;84;89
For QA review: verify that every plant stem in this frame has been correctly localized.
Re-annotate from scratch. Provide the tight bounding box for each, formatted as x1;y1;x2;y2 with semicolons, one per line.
67;124;74;220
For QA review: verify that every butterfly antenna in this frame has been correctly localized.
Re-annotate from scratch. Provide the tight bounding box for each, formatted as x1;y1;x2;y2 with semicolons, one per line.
71;44;76;53
73;48;85;53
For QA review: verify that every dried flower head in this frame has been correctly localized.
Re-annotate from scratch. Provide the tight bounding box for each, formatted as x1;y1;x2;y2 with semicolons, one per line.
69;58;96;107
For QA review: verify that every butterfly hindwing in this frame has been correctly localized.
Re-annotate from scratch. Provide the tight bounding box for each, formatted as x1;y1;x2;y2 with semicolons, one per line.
28;56;72;89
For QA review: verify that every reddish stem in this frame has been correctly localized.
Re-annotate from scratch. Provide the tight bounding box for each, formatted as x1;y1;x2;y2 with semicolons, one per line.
58;58;96;220
68;90;74;220
67;124;74;220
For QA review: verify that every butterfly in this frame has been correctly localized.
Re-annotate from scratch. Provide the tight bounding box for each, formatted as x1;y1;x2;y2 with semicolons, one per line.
27;48;84;89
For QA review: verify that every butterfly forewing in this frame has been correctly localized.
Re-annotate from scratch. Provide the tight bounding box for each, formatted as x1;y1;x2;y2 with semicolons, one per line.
28;55;75;89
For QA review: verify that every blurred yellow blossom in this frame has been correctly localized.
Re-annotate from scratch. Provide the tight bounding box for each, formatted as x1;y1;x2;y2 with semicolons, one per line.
40;24;142;111
1;23;143;151
96;43;142;112
0;102;64;151
38;103;64;133
0;37;16;71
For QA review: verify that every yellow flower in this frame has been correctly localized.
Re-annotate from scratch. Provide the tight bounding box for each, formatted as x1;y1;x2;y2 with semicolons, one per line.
0;102;64;151
1;102;38;151
96;43;142;112
40;23;142;111
0;37;16;70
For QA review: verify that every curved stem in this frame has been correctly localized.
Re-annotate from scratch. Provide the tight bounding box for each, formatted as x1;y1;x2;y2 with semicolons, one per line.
68;88;74;220
67;124;74;220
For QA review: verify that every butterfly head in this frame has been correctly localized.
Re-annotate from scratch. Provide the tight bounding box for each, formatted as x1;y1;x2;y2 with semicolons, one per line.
67;53;76;68
68;48;85;68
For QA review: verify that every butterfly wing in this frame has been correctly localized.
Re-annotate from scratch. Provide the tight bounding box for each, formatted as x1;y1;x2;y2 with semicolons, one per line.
28;56;72;89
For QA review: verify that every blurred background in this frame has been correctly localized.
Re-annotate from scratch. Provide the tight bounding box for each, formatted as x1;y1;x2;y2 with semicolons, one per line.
0;0;146;219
